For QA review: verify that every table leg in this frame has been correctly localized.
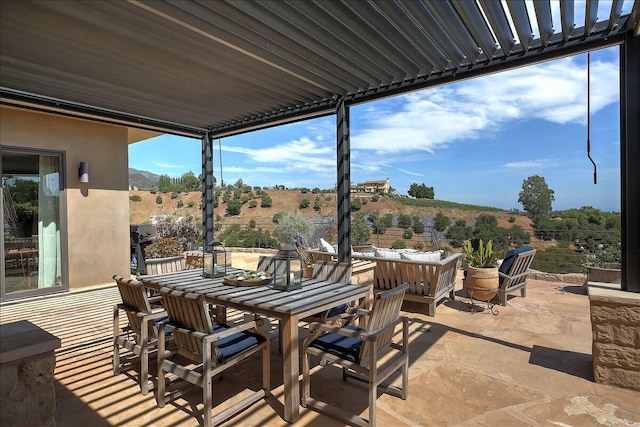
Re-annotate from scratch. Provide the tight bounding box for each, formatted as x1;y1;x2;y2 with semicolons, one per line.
281;315;300;423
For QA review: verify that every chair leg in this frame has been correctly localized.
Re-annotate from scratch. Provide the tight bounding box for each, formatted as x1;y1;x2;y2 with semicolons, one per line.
113;307;120;376
426;301;435;317
203;342;213;427
301;350;310;407
521;286;527;297
140;322;149;395
368;378;377;427
263;338;271;393
156;327;166;408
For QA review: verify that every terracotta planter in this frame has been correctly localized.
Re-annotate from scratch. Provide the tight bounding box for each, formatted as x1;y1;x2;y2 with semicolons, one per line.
465;266;499;301
305;265;314;279
586;263;621;284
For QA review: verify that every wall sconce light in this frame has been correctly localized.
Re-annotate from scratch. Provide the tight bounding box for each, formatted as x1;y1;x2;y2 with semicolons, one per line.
78;162;89;183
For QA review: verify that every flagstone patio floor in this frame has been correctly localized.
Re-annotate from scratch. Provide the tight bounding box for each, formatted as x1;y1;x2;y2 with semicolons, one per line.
1;252;638;426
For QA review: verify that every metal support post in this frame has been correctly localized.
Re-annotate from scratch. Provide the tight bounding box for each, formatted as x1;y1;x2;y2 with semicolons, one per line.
336;100;352;264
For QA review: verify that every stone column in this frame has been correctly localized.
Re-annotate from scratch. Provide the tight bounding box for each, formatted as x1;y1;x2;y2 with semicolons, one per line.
1;321;61;427
588;282;640;391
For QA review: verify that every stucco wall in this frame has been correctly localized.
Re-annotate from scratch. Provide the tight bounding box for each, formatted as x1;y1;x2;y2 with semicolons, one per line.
1;106;130;289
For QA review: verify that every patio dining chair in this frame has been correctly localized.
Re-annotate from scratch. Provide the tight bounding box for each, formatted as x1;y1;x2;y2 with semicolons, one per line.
306;261;354;324
302;282;409;427
156;287;270;427
113;275;170;396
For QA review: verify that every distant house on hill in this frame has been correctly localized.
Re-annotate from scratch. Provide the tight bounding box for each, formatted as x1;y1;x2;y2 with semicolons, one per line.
351;178;390;194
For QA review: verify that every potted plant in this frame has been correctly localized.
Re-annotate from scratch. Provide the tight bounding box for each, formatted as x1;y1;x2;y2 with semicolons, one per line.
463;239;500;301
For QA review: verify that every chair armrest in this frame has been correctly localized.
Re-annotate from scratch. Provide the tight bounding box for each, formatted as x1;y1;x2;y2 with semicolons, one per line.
204;320;260;343
498;270;530;280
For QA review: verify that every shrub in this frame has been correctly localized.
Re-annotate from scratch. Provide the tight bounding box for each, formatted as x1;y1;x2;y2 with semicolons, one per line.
403;229;413;239
391;240;406;249
187;201;195;208
351;198;362;211
261;194;272;207
508;215;516;223
154;219;200;251
144;237;182;259
413;241;425;251
299;198;310;209
249;200;257;208
129;195;142;202
434;212;449;232
273;211;316;246
156;196;163;204
226;199;242;215
313;197;322;211
177;200;183;208
371;194;379;202
171;191;179;199
397;214;412;229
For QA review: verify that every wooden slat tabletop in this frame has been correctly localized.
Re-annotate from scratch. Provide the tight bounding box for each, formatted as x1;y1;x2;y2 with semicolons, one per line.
140;269;369;320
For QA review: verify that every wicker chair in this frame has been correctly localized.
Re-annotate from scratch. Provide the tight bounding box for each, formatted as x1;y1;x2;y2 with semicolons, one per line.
112;275;170;395
302;283;409;427
156;287;270;427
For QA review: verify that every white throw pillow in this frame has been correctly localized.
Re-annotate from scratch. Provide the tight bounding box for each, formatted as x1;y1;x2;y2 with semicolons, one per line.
375;249;402;259
320;238;335;253
400;251;441;262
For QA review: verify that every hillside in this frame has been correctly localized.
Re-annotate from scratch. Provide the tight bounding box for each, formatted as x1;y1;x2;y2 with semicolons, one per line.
128;168;160;190
129;190;537;250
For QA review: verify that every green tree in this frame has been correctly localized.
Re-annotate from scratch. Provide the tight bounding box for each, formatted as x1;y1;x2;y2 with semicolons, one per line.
158;174;171;193
408;183;435;199
434;212;449;232
351;212;370;245
180;171;201;192
518;175;555;218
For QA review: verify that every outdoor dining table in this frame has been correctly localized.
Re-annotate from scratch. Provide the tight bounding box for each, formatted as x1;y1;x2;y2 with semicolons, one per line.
139;268;369;423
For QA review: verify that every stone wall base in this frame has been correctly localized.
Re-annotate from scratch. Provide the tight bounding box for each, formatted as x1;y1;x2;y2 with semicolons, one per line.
588;282;640;391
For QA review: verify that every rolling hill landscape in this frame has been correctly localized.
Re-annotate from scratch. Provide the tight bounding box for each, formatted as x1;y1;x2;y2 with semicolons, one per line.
128;188;537;251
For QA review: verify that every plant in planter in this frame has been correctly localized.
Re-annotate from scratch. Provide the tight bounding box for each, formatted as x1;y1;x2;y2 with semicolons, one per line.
144;237;182;259
584;246;621;284
143;237;185;274
463;239;500;302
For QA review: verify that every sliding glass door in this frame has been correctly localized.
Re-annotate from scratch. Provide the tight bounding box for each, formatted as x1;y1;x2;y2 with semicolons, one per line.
1;147;66;300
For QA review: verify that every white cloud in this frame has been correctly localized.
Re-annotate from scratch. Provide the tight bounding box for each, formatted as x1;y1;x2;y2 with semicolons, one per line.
397;168;425;177
504;160;555;168
351;56;618;154
154;161;184;168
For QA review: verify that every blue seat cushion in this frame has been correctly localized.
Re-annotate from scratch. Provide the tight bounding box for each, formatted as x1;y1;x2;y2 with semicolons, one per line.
499;245;534;274
214;325;265;364
309;303;349;320
309;324;364;364
154;316;173;337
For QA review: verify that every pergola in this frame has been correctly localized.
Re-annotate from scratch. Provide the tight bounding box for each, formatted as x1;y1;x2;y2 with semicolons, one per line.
1;0;638;292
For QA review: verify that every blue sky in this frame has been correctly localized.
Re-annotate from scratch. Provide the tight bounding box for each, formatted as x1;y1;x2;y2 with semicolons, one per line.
130;44;622;213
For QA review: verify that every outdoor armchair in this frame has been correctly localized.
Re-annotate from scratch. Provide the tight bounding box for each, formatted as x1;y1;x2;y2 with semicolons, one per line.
307;261;354;324
302;282;409;427
156;287;270;427
112;275;170;396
